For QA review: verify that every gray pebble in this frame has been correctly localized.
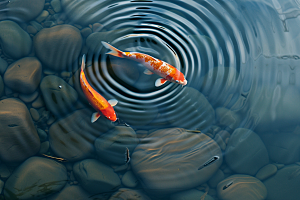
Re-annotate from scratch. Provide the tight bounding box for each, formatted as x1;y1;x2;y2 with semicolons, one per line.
109;188;151;200
44;21;55;27
216;107;241;130
4;86;13;96
51;0;62;13
80;27;92;38
92;23;103;32
208;169;225;188
0;57;8;75
37;128;48;142
170;189;214;200
30;107;40;121
0;75;3;97
38;141;49;154
60;71;72;78
36;10;50;23
256;164;277;181
32;95;45;108
0;163;11;179
19;91;39;103
122;171;138;188
0;179;3;194
27;25;37;34
30;21;44;31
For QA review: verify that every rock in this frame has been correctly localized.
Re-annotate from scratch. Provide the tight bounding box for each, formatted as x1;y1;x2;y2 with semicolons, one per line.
0;163;11;179
32;95;45;108
34;25;82;71
61;0;108;26
6;0;45;22
30;21;43;31
225;128;269;175
0;57;8;75
216;107;241;130
92;23;103;32
80;27;92;38
4;157;67;200
0;180;3;194
37;128;48;142
27;25;37;34
256;164;277;181
208;169;225;188
73;159;121;194
51;0;62;13
0;21;32;59
40;75;78;118
122;171;138;188
49;109;114;162
261;132;300;164
131;128;222;196
162;87;215;131
264;164;300;200
94;126;139;165
170;189;214;200
19;91;39;103
0;98;40;163
217;174;267;200
38;141;49;154
36;10;49;23
4;57;42;94
0;75;3;97
47;184;109;200
30;108;40;121
109;188;151;200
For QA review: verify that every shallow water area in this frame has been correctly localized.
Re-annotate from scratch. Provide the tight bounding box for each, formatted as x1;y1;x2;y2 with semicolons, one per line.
0;0;300;199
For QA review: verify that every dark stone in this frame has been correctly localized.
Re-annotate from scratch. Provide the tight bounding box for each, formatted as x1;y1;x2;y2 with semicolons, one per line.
34;25;82;71
40;75;78;118
0;98;40;163
0;21;32;59
264;164;300;200
19;91;39;103
49;109;114;162
6;0;45;22
94;126;139;165
0;58;8;75
225;128;269;175
73;159;121;194
4;57;42;94
121;171;139;188
0;76;3;97
170;189;214;200
131;128;222;196
109;188;151;200
4;157;67;200
217;174;267;200
256;164;277;181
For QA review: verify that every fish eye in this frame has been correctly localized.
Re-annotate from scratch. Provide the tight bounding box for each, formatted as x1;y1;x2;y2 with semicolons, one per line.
176;80;179;83
109;117;111;118
58;85;62;89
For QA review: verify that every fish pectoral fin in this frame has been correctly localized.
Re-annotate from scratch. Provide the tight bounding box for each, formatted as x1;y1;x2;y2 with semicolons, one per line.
108;99;118;107
155;78;167;87
144;69;154;75
91;112;101;123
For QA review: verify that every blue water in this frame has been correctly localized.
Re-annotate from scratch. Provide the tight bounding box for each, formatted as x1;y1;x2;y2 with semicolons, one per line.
0;0;300;199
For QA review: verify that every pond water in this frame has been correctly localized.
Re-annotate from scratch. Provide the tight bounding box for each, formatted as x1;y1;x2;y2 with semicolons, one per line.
0;0;300;199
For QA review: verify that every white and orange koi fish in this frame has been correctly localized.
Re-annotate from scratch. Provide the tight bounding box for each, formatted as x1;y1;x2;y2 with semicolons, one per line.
80;54;118;123
101;41;187;87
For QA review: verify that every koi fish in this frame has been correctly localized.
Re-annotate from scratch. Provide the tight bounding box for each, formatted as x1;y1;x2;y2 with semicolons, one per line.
80;54;118;122
101;41;187;87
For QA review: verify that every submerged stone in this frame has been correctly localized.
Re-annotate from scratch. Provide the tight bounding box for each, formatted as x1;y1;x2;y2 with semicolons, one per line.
225;128;269;175
217;175;267;200
256;164;277;181
4;157;67;200
131;128;222;196
0;21;32;59
94;126;139;165
109;188;151;200
40;75;78;118
170;189;214;200
34;25;82;71
0;98;40;163
73;159;121;194
4;57;42;94
122;171;139;188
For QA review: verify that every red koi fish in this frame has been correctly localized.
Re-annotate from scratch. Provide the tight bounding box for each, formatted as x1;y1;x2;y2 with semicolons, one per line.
80;54;118;122
101;41;187;87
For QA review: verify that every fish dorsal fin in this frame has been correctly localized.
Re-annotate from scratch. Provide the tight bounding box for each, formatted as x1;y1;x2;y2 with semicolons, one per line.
144;69;154;75
81;54;86;71
108;99;118;107
91;112;101;123
155;78;167;87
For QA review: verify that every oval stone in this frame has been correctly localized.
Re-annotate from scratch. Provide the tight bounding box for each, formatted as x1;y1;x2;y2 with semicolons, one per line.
0;21;32;59
217;175;267;200
4;157;67;200
131;128;222;196
0;98;40;163
34;25;82;71
4;57;42;94
225;128;269;175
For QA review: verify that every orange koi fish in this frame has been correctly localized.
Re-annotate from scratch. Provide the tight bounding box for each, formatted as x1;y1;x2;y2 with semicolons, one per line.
102;41;187;87
80;54;118;122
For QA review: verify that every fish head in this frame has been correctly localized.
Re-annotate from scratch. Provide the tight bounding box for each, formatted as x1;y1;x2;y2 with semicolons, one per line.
104;109;117;122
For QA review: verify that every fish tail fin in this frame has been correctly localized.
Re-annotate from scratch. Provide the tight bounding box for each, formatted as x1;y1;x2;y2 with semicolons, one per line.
101;41;124;58
81;54;86;71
